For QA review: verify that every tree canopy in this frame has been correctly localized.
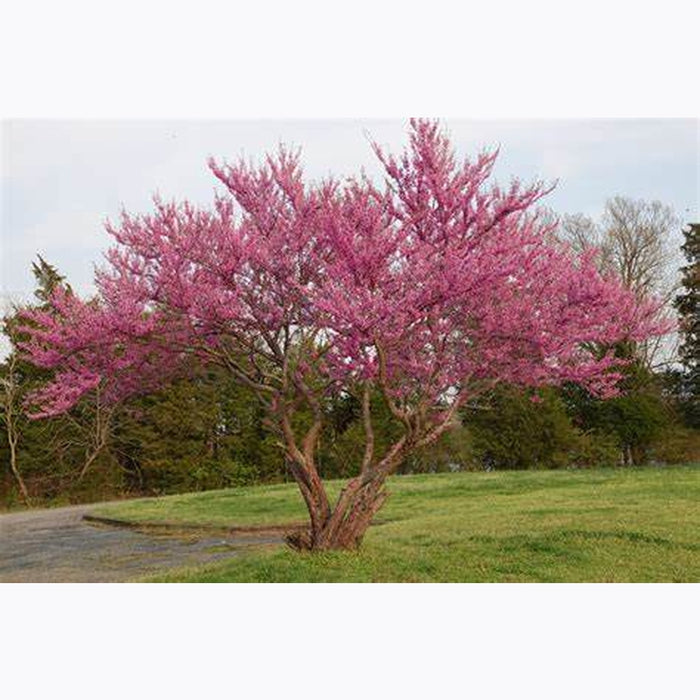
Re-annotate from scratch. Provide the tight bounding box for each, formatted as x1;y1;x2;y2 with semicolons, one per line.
18;120;670;549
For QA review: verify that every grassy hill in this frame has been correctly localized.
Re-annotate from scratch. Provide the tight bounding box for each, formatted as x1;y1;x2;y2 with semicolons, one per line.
94;466;700;582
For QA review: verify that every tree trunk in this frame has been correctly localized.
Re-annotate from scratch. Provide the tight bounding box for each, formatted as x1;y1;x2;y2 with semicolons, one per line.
281;386;458;552
76;403;113;482
8;429;31;505
622;444;633;466
286;473;388;551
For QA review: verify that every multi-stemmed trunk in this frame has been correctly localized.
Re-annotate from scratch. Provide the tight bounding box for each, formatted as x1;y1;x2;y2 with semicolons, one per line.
280;383;413;551
213;335;464;551
75;393;114;482
1;352;31;505
286;470;389;551
280;388;463;551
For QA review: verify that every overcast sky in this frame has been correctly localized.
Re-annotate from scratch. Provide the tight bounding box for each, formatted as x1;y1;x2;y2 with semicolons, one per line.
2;118;698;311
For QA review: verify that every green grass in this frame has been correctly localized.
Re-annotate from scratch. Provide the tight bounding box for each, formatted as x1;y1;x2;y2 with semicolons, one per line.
93;465;700;582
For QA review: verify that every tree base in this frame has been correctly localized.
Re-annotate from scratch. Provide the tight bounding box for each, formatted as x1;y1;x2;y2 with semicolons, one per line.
285;527;364;552
285;487;387;552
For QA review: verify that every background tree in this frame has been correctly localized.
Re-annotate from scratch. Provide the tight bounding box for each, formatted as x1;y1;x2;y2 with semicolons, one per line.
2;258;155;503
552;198;682;463
19;120;669;549
672;223;700;427
114;365;282;494
561;360;671;465
464;386;581;470
31;256;73;304
558;197;680;369
0;326;31;503
0;259;72;504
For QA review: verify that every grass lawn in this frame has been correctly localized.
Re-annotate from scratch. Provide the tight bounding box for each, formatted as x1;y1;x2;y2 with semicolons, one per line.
93;465;700;582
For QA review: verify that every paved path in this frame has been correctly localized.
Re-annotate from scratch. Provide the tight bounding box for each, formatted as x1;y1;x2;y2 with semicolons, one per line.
0;504;282;582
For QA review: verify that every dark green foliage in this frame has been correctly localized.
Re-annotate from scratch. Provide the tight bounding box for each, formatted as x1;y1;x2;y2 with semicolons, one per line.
30;256;72;304
402;424;476;474
113;366;284;495
673;223;700;427
316;389;474;477
562;362;674;465
462;386;582;470
318;390;402;478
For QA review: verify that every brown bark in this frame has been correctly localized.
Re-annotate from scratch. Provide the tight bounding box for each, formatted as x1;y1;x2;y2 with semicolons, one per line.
286;472;388;551
77;445;103;481
1;353;31;505
76;393;114;482
283;380;393;551
284;386;462;552
7;420;31;504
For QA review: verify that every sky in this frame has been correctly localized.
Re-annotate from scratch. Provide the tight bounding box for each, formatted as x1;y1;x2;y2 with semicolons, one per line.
1;118;698;314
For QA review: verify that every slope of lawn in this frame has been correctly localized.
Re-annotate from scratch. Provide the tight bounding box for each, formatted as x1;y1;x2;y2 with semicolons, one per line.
92;465;700;582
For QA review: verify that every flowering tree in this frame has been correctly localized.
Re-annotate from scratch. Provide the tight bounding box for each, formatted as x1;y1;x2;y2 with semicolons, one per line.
19;288;184;479
21;120;668;550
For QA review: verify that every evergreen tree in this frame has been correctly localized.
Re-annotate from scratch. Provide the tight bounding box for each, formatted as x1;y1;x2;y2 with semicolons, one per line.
562;360;672;465
113;365;283;494
30;256;72;305
463;386;583;470
673;223;700;427
1;257;88;503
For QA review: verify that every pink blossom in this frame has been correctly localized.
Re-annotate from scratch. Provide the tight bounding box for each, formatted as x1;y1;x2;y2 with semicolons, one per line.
21;119;670;430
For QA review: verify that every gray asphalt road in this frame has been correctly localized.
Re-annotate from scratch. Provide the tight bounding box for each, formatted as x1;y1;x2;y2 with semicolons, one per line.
0;503;281;582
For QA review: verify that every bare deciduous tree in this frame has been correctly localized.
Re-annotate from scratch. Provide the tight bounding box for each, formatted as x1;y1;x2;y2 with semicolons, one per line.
601;197;679;301
0;346;31;503
557;197;680;368
61;389;118;482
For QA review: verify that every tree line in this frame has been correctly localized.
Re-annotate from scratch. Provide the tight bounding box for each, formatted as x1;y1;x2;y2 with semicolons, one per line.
2;196;698;509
